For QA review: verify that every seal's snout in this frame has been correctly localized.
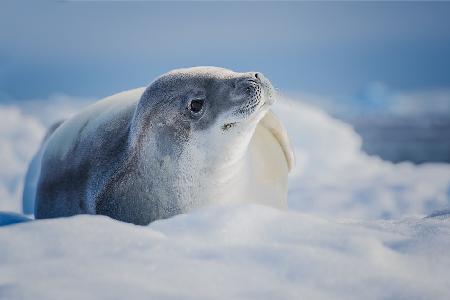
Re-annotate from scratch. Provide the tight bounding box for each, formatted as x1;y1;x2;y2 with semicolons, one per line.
256;72;276;106
228;71;276;123
233;76;261;103
235;72;275;106
233;72;267;99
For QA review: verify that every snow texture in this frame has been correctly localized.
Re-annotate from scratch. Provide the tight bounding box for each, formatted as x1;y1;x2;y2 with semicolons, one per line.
0;96;89;213
272;98;450;219
0;94;450;299
0;206;449;300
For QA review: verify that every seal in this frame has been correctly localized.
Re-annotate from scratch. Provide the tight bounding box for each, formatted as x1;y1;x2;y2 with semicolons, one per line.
34;67;294;225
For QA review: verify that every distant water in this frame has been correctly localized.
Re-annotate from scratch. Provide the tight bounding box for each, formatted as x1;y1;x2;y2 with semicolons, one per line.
345;114;450;164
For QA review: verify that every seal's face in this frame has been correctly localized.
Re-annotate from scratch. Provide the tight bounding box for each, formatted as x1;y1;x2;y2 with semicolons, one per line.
221;70;275;132
134;67;277;214
136;66;276;169
143;66;275;133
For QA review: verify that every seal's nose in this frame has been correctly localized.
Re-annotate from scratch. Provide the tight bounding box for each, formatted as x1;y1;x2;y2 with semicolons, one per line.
239;72;264;87
254;72;268;83
230;72;274;103
234;75;258;89
249;72;269;85
245;72;262;82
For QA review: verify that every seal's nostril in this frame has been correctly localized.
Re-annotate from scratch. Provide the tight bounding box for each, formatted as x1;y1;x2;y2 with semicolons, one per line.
254;73;259;79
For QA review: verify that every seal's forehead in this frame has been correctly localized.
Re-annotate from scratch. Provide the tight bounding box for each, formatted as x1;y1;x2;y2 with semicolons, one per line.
162;66;239;81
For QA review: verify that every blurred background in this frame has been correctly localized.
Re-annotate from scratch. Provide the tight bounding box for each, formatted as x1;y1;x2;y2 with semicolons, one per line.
2;1;450;163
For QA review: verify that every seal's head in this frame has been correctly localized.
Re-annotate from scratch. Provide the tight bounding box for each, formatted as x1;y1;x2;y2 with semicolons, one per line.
130;66;277;214
134;66;275;156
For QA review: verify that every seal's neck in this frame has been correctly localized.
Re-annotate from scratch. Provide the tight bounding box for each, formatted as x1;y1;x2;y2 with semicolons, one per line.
188;123;259;205
128;115;260;217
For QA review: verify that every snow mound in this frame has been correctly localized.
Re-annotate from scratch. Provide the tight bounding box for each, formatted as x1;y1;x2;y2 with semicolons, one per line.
0;205;449;300
0;106;44;212
0;96;88;213
273;98;450;219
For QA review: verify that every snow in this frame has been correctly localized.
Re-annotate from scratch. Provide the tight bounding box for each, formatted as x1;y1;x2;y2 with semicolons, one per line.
0;205;449;300
287;87;450;164
273;98;450;219
0;95;89;213
0;106;44;212
0;93;450;299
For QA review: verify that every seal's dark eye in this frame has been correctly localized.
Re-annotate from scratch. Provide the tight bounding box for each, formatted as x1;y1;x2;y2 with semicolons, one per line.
189;99;204;113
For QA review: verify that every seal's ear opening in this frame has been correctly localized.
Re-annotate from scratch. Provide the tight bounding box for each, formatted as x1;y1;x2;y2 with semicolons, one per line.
254;110;295;173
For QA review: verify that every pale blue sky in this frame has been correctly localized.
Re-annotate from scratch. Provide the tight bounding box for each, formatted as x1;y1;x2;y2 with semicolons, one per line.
1;1;450;100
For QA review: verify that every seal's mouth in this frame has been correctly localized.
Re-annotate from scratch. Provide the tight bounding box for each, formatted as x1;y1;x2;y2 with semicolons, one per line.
222;99;267;131
236;99;262;116
222;75;275;131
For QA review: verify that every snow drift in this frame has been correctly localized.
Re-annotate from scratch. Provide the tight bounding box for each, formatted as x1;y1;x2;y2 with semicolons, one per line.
1;206;449;300
272;99;450;219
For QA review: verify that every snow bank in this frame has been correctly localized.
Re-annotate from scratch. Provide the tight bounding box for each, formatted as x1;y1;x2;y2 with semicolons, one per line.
273;98;450;219
0;96;90;213
0;106;44;212
0;205;449;300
